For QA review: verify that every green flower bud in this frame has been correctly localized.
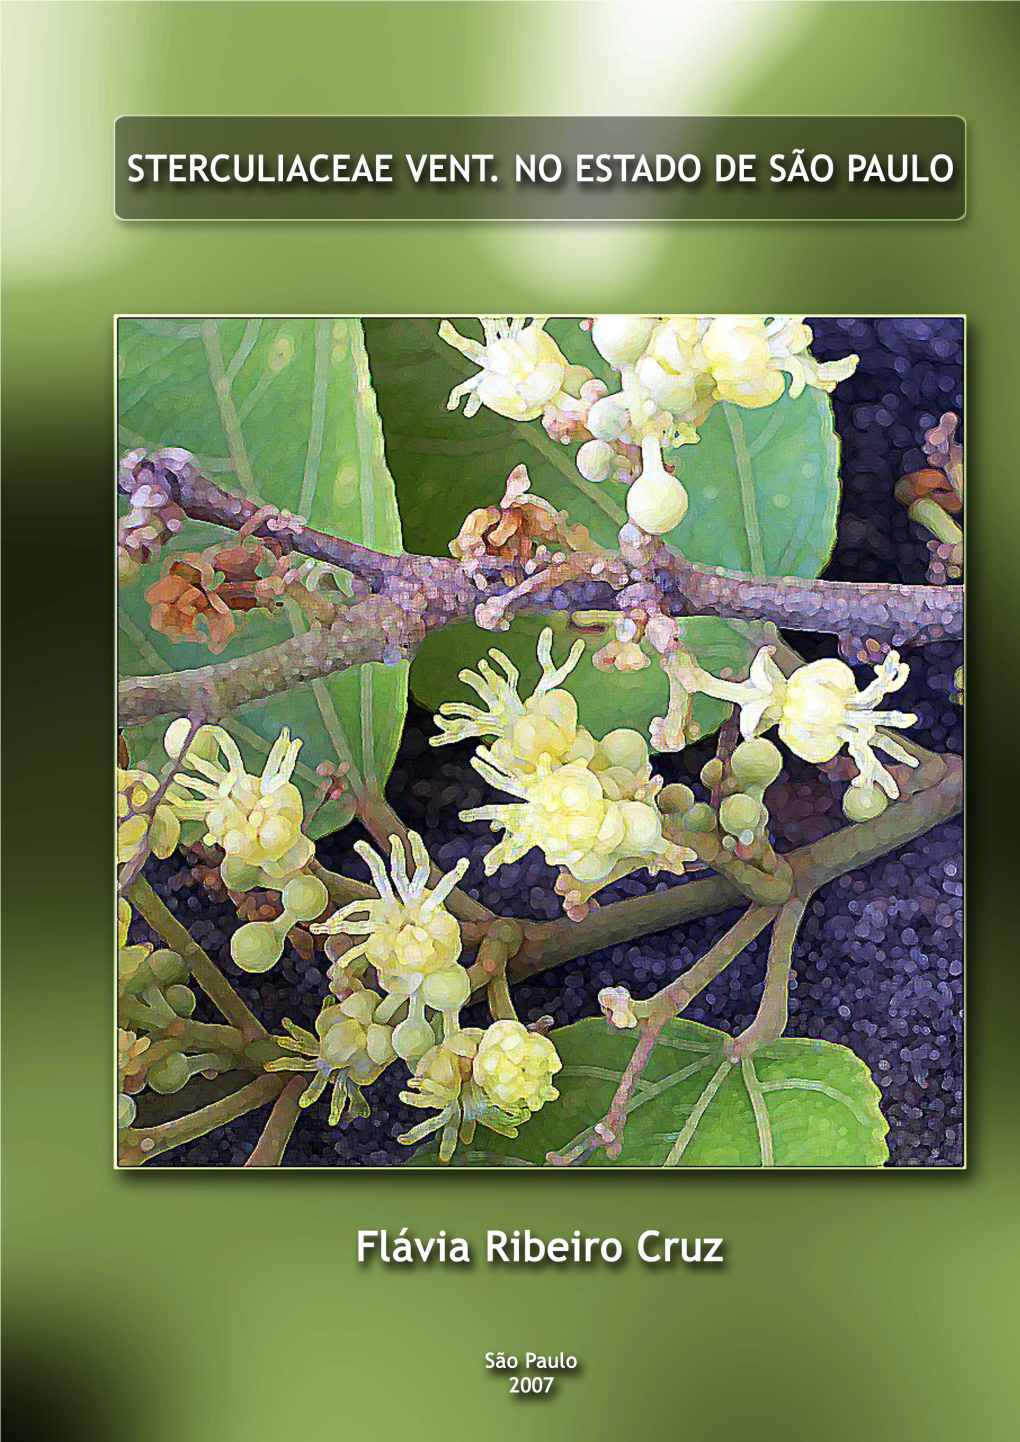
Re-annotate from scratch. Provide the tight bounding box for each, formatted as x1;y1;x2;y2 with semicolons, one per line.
719;793;765;836
282;874;328;922
682;802;717;832
658;783;696;816
730;737;783;787
842;786;890;822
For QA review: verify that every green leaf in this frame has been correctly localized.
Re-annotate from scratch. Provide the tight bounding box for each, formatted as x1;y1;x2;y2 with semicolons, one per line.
671;389;841;577
406;1017;889;1168
118;317;407;837
362;317;841;744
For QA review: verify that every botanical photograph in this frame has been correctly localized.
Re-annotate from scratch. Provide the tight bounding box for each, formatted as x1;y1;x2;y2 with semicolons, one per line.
116;314;963;1168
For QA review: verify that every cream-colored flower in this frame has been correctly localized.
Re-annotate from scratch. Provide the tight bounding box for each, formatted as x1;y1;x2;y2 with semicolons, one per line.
634;316;715;429
398;1023;560;1162
463;748;692;889
779;653;917;797
701;316;787;408
682;646;918;798
164;723;312;876
440;317;571;420
432;627;589;780
701;315;858;406
312;831;467;1000
762;316;859;397
398;1028;483;1162
264;987;396;1125
472;1020;561;1115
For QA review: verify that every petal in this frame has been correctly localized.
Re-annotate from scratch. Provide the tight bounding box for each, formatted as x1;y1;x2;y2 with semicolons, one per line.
438;320;486;363
779;718;843;763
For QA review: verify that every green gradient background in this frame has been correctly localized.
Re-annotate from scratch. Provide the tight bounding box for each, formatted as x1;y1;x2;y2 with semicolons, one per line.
1;3;1011;1439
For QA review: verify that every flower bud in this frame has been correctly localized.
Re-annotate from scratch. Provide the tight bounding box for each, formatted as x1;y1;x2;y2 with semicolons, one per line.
590;316;657;368
576;439;617;482
626;435;689;534
626;470;688;534
586;394;633;443
393;1016;436;1063
420;965;471;1015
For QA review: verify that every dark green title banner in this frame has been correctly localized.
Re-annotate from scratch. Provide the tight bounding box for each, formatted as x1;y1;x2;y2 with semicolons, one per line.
115;115;965;222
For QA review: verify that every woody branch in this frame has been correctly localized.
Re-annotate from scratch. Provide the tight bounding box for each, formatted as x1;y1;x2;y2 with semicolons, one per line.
118;453;962;728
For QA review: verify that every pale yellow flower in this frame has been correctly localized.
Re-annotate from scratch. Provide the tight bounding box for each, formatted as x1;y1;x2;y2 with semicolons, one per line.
432;627;588;780
440;317;571;421
472;1020;561;1115
164;723;312;877
463;747;692;889
264;986;396;1125
398;1023;562;1162
682;646;918;799
312;831;467;1001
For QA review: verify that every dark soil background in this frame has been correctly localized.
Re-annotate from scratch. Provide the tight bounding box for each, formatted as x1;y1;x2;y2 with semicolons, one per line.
139;318;964;1168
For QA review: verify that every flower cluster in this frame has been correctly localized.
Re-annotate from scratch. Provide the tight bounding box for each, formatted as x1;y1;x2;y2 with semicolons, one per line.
145;552;236;654
399;1020;562;1163
163;719;313;880
679;646;918;806
310;830;472;1097
265;984;398;1125
439;315;858;536
313;831;468;1009
435;628;694;908
449;464;595;566
280;828;565;1158
439;318;588;421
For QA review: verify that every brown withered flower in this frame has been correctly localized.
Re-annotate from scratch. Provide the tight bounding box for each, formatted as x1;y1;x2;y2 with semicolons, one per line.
145;553;236;654
450;465;596;564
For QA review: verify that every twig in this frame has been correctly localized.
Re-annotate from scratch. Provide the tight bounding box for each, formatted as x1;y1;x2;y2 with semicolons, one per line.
128;877;266;1040
471;921;524;1022
243;1075;307;1166
119;593;412;727
119;1073;288;1165
548;904;776;1165
728;898;807;1058
661;905;779;1013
